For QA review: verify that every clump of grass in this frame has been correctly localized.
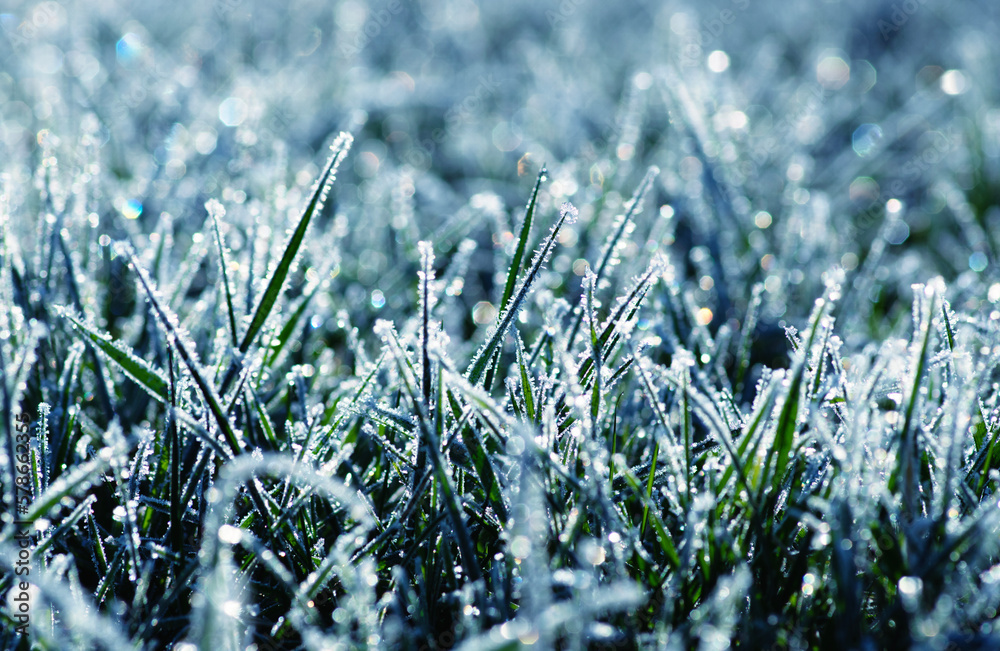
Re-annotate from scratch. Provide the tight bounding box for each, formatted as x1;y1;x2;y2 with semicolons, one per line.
4;124;1000;649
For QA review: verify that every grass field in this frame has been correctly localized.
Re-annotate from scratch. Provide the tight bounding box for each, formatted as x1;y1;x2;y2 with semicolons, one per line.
3;0;1000;649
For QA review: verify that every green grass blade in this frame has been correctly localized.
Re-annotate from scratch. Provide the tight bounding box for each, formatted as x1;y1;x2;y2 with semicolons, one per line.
238;133;352;357
623;467;680;569
735;283;763;396
441;370;509;522
585;270;603;433
467;202;578;385
207;199;239;348
890;281;938;512
642;438;659;538
565;166;659;350
514;333;536;423
758;294;831;505
61;310;168;403
120;243;242;456
499;167;546;313
19;455;109;526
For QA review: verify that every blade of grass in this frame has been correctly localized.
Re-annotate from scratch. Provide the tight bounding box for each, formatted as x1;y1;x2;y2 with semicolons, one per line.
119;242;242;456
377;321;484;586
514;333;536;424
757;294;832;506
60;310;169;403
499;167;546;313
890;282;938;515
238;133;351;355
467;202;578;386
207;199;239;348
221;133;353;394
565;165;659;350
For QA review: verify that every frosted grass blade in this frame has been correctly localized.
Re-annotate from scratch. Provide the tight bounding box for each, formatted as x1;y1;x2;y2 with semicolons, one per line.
499;167;546;313
207;199;240;348
61;311;169;403
467;201;578;386
566;166;659;350
237;133;352;357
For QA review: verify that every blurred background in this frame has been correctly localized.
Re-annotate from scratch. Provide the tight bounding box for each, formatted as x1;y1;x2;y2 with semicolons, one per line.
2;0;1000;349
